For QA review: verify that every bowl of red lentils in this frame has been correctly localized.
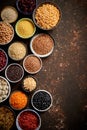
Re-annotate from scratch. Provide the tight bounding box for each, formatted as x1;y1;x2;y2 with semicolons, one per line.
9;90;28;111
0;21;14;45
33;2;61;30
23;54;42;74
16;109;41;130
30;33;55;58
0;48;8;72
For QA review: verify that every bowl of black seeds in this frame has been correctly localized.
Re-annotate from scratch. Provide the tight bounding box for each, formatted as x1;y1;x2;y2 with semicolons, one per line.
5;63;24;83
31;90;53;112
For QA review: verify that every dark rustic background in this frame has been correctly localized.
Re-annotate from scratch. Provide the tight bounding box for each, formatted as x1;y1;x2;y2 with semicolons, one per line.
0;0;87;130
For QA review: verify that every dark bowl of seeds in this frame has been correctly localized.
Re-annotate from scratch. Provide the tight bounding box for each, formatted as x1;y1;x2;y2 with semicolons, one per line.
31;90;53;112
5;63;24;83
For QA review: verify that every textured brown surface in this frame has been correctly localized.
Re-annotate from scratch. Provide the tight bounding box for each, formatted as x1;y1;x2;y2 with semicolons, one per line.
0;0;87;130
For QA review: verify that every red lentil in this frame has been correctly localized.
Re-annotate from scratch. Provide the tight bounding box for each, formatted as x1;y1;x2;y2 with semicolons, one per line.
18;111;39;130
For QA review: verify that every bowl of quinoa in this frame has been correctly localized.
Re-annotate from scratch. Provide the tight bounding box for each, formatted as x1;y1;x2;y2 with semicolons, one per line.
33;2;61;30
0;21;14;45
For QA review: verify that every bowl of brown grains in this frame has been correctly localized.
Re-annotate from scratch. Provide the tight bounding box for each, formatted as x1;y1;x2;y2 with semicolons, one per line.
22;76;37;93
30;33;54;58
33;2;61;30
23;54;42;74
0;21;14;45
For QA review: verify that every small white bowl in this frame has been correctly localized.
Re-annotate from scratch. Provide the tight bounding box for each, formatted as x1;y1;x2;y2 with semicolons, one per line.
5;63;24;83
16;109;41;130
31;90;53;112
23;54;42;74
0;76;11;103
30;33;54;58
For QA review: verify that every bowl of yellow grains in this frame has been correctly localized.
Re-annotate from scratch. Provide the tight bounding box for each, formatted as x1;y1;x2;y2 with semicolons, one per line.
9;90;28;110
15;18;36;39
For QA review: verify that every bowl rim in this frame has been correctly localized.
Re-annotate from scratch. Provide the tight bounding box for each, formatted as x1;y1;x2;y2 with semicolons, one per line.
0;76;11;103
0;48;8;72
16;0;37;15
0;21;14;45
32;1;62;30
5;63;24;83
23;54;42;74
15;18;36;39
16;108;41;130
9;90;28;111
8;41;27;61
31;89;53;112
30;33;55;58
22;75;37;93
1;6;18;23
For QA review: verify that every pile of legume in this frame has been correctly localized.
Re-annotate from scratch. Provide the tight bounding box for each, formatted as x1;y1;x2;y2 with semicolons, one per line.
0;77;10;102
0;22;14;45
32;90;52;111
9;91;28;110
35;3;60;29
0;49;7;71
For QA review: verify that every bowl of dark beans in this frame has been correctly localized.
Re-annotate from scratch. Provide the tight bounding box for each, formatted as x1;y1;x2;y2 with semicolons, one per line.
16;0;36;15
31;90;53;112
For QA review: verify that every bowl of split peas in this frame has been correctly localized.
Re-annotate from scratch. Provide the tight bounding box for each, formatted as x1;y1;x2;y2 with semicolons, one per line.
33;2;61;30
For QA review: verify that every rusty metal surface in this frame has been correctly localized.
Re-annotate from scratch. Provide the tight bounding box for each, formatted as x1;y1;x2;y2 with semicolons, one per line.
0;0;87;130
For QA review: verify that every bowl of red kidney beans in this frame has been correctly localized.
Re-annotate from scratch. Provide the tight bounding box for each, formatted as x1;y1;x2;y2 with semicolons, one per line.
0;48;8;72
16;0;36;15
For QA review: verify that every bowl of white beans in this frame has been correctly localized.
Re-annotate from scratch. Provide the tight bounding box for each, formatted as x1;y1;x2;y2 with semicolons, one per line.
0;76;11;103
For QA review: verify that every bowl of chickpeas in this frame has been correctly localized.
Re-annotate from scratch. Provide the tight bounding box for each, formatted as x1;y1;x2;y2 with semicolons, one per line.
33;2;61;30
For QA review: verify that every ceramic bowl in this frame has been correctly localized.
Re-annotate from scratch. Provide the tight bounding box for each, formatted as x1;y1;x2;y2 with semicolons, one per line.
23;54;42;74
30;33;55;58
15;18;36;39
16;109;41;130
33;2;61;30
31;90;53;112
0;48;8;72
5;63;24;83
0;76;11;103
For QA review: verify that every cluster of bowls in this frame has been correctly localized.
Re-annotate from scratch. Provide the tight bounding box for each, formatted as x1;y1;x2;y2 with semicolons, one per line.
0;0;61;130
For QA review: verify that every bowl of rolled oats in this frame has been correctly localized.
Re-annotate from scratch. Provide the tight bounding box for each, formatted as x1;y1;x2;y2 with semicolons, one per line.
33;2;61;30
